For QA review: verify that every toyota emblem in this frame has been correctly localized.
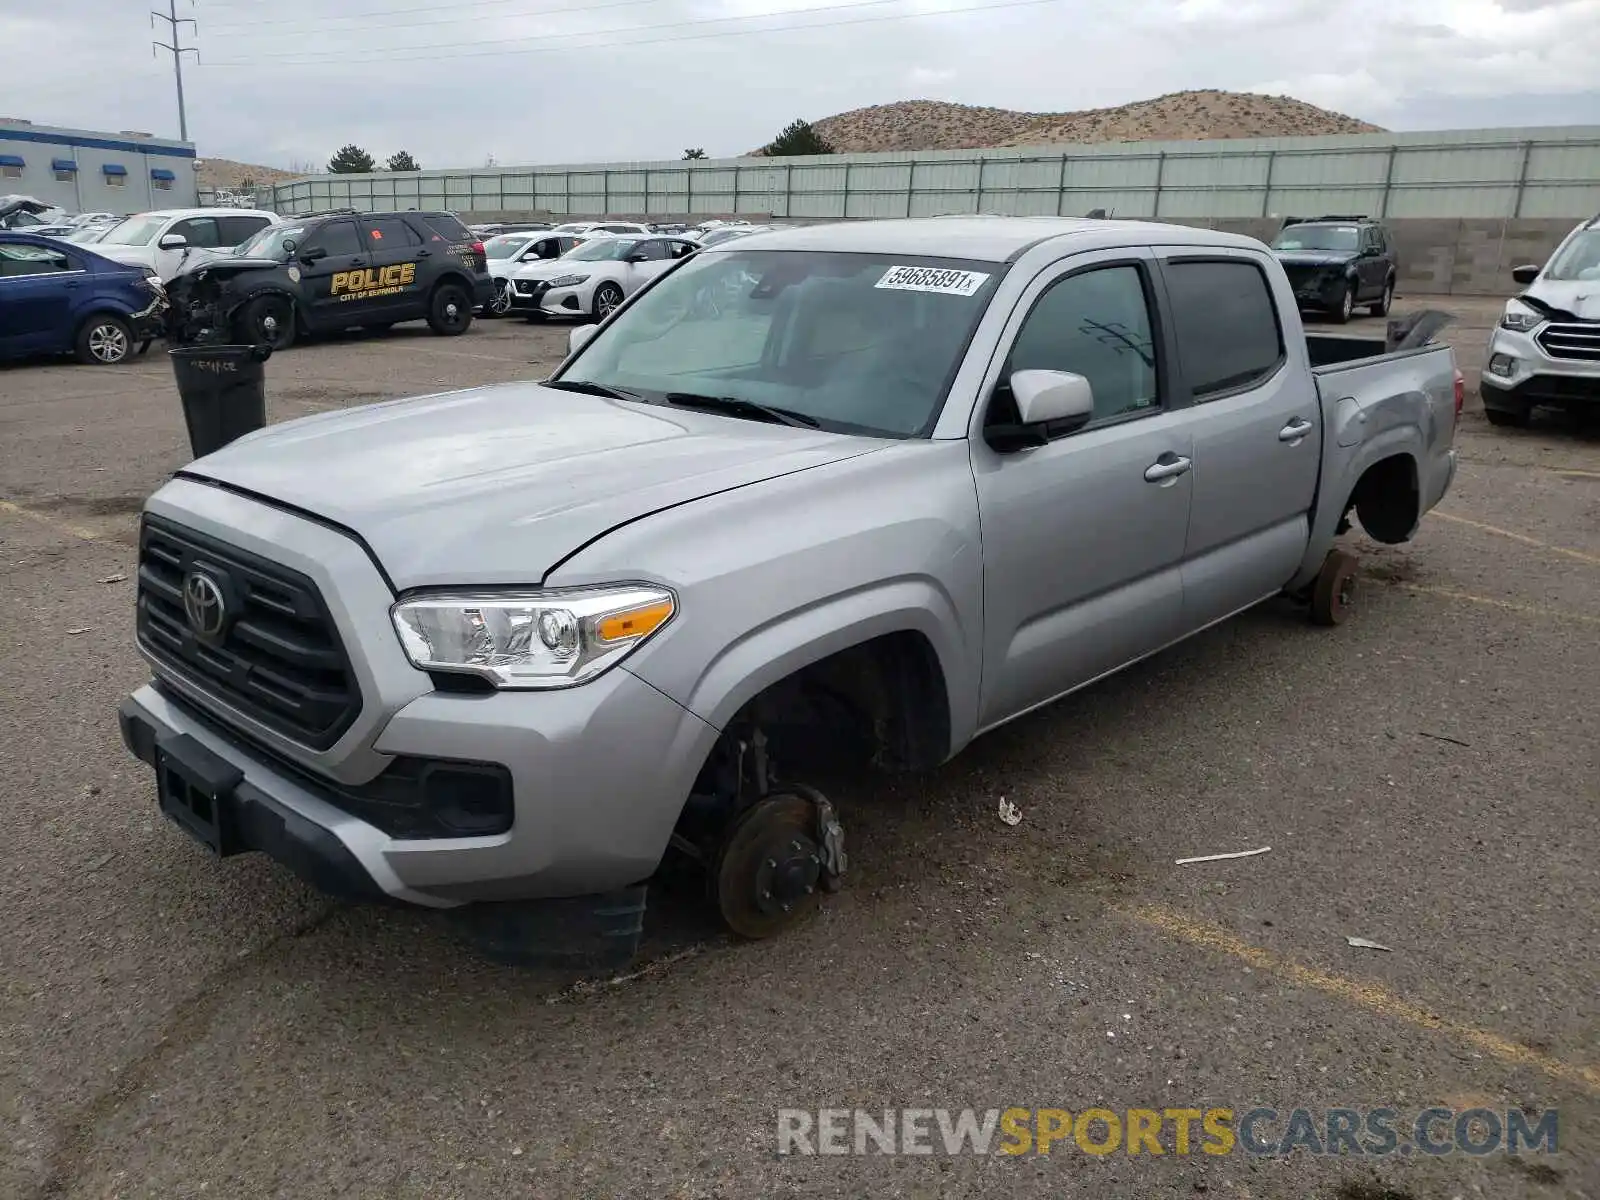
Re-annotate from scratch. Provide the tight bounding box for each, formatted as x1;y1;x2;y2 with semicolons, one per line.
182;571;227;639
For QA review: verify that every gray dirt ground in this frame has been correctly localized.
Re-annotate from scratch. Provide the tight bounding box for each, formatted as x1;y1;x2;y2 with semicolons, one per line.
1;296;1596;1199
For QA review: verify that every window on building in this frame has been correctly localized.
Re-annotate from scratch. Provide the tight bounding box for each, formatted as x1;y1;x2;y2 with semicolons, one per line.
0;155;23;180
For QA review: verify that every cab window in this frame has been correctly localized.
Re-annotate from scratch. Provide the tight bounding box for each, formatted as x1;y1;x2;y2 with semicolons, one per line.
363;217;422;247
668;240;697;259
218;215;271;245
305;220;362;257
169;217;222;248
991;264;1160;429
632;240;671;261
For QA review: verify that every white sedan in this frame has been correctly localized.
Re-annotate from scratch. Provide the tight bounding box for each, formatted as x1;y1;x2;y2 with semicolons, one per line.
482;231;582;316
505;235;698;320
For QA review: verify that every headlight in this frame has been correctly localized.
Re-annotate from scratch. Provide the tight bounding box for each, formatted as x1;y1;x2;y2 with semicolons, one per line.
1500;299;1543;332
391;585;675;689
140;271;165;294
547;274;589;289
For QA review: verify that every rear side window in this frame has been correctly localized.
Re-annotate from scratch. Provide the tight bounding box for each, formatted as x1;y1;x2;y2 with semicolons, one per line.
363;217;423;247
420;213;472;242
1163;260;1284;399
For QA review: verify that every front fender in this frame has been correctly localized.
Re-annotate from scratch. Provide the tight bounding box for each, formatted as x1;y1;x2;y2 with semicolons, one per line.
666;577;968;739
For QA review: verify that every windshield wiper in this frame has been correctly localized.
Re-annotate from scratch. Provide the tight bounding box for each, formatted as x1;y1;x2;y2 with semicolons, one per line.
542;379;640;401
662;392;821;429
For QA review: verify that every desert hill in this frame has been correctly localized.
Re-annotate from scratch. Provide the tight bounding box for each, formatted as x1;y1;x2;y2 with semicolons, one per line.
803;89;1383;154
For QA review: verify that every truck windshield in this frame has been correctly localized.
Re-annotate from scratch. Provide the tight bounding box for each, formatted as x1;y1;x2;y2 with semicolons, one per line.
97;214;169;246
1543;230;1600;281
1271;225;1360;253
234;225;304;260
557;250;1003;437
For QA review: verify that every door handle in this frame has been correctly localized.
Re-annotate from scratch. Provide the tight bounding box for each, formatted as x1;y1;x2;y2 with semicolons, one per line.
1144;454;1192;485
416;248;432;257
1279;417;1315;444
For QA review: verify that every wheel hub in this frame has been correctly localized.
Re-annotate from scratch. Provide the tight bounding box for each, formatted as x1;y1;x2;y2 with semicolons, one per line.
754;837;822;915
714;790;840;939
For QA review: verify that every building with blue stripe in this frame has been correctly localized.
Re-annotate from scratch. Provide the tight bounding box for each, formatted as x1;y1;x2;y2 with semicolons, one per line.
0;119;197;214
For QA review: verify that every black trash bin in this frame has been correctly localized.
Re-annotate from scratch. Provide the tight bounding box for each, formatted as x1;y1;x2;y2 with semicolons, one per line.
169;343;272;459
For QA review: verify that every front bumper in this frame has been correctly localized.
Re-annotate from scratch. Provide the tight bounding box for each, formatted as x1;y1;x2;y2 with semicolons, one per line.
124;480;720;910
540;284;590;317
1480;324;1600;409
506;278;551;310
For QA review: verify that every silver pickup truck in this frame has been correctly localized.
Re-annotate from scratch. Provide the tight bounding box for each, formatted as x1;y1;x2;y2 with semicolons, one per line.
120;218;1459;963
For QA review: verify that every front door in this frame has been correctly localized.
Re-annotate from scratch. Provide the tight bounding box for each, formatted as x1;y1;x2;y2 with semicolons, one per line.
970;254;1194;730
621;238;679;295
1156;253;1323;629
295;219;369;329
159;215;225;279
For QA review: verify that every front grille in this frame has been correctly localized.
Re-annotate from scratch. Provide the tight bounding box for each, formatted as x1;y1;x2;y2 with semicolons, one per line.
1536;322;1600;362
137;516;361;749
1280;264;1330;294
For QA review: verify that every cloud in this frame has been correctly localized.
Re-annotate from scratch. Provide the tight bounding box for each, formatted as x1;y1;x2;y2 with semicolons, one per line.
1;0;1597;170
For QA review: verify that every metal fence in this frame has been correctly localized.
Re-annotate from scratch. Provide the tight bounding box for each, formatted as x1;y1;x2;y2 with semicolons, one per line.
266;126;1600;222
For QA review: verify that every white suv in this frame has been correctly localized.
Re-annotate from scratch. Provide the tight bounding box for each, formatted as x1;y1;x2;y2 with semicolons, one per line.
1481;213;1600;427
92;208;282;280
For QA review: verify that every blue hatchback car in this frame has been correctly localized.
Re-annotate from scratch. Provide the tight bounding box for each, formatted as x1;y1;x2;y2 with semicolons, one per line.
0;231;167;366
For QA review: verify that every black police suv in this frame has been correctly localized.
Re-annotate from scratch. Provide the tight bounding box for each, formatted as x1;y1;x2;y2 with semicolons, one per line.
165;210;494;349
1268;215;1398;324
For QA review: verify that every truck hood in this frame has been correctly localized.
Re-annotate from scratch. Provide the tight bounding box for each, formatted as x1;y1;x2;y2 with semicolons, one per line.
183;382;886;589
1522;280;1600;321
1272;251;1356;269
93;243;159;270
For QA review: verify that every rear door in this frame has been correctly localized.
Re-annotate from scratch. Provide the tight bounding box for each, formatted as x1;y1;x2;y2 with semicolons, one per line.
295;219;369;329
971;251;1194;729
358;215;427;319
1155;252;1322;630
0;241;81;354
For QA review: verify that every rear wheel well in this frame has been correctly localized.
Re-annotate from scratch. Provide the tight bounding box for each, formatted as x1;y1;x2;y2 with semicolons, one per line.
1348;453;1419;544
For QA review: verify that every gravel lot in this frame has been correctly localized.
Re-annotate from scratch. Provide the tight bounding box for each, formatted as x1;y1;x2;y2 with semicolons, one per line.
1;298;1596;1199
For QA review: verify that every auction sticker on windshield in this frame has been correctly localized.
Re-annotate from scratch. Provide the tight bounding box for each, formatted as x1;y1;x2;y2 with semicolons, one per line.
875;265;990;296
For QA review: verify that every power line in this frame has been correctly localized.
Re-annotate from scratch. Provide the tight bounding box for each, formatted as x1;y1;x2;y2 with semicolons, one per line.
204;0;1064;65
151;0;199;141
206;0;660;34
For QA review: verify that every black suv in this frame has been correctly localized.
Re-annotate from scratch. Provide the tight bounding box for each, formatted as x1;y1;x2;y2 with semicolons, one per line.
164;210;493;349
1268;215;1397;324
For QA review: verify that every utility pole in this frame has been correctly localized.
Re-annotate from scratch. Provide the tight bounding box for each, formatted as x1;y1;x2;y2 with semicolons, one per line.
151;0;198;143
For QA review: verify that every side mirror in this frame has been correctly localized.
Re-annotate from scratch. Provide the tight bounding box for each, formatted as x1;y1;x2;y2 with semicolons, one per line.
158;233;188;250
299;246;327;264
988;370;1095;451
568;325;598;356
625;251;649;263
1511;264;1540;285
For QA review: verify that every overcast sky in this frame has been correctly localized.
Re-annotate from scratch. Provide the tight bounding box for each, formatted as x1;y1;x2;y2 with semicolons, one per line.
3;0;1598;170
